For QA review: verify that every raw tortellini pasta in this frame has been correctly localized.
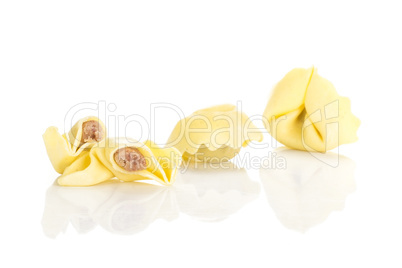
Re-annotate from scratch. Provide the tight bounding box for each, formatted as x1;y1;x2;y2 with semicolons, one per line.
58;138;182;186
44;117;181;187
43;116;106;173
263;67;360;152
167;104;263;162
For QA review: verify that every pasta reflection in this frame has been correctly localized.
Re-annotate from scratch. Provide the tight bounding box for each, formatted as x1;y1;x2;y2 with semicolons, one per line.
175;162;260;222
42;181;176;237
42;164;260;237
260;148;356;232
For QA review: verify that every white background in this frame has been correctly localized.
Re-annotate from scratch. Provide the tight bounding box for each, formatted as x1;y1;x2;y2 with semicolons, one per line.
1;0;401;267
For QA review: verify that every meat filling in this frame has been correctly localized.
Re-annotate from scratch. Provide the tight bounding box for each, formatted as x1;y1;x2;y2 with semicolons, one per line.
114;147;147;171
81;120;104;143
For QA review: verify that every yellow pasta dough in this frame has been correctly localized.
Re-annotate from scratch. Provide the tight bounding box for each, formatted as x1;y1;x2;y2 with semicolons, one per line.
58;150;114;186
43;116;106;173
58;138;182;186
263;67;360;152
167;104;263;162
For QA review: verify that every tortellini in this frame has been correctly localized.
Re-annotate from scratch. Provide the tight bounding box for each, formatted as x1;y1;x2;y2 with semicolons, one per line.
44;117;181;187
43;116;106;173
263;67;360;152
167;104;263;162
43;67;361;188
58;138;182;186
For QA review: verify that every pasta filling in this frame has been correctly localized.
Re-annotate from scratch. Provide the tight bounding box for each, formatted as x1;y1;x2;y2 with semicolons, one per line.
81;120;104;143
114;147;147;171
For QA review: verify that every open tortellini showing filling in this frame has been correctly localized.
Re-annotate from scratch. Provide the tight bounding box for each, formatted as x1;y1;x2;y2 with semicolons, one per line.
43;116;106;174
58;138;182;187
113;147;147;172
167;104;263;162
263;67;360;153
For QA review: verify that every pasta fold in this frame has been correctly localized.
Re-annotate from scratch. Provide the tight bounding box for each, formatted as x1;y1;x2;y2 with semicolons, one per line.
167;104;263;162
263;67;360;152
57;138;182;186
43;116;106;173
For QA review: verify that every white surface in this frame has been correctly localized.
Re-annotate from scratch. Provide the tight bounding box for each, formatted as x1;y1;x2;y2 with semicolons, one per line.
1;0;401;267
